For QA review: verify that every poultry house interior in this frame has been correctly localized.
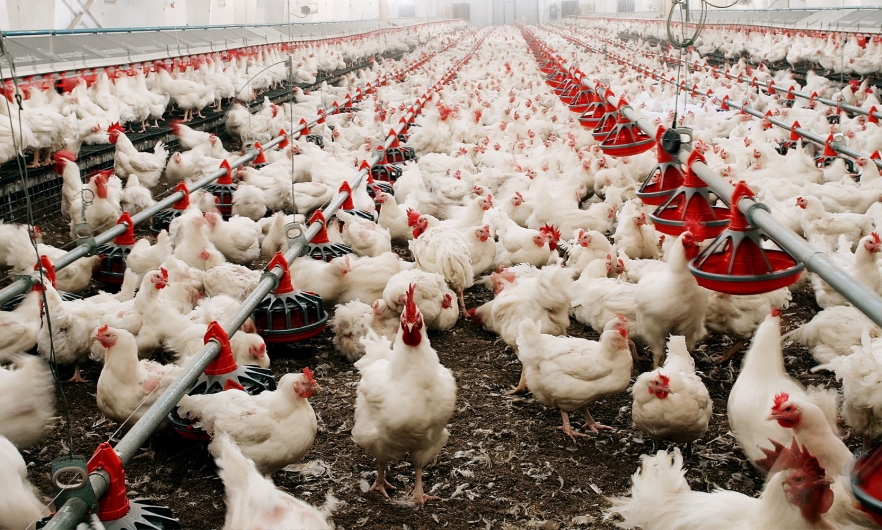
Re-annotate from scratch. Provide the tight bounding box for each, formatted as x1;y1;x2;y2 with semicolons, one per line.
5;1;882;528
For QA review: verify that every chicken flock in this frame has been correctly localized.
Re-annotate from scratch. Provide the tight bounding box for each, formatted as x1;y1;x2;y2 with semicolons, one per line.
3;18;882;530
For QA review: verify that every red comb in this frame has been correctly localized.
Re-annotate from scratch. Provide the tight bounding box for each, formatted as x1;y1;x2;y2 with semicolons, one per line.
773;392;790;410
53;150;78;175
874;232;881;244
160;267;168;279
303;367;315;383
406;209;422;227
98;324;109;334
771;307;781;317
658;373;670;385
405;284;418;317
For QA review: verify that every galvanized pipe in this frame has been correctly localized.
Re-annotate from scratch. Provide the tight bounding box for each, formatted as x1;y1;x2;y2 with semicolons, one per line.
527;26;882;329
0;72;387;307
39;30;483;529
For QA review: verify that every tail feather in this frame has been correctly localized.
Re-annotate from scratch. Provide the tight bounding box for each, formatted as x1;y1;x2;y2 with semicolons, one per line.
606;449;691;528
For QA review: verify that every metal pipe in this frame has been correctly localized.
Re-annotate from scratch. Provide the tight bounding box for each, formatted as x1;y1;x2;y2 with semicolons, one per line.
40;33;479;529
41;498;88;530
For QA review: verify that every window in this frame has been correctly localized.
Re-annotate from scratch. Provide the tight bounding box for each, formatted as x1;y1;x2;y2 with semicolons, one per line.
453;3;470;20
399;5;416;17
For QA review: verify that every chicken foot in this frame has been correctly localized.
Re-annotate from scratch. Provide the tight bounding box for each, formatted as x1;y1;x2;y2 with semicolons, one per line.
558;410;589;443
26;149;43;169
411;467;439;505
581;408;613;433
67;364;87;383
367;463;396;499
714;338;747;364
504;369;529;395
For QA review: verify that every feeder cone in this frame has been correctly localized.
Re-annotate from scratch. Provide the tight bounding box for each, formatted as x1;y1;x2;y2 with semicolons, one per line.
172;182;190;210
267;252;295;294
204;321;238;376
308;210;332;244
869;106;879;125
278;129;289;149
253;142;267;165
113;213;136;246
790;121;802;142
689;180;804;295
87;443;130;520
339;181;357;210
823;135;837;157
218;159;233;184
872;151;881;160
600;99;654;157
35;255;56;288
649;149;731;238
637;126;685;206
299;118;311;136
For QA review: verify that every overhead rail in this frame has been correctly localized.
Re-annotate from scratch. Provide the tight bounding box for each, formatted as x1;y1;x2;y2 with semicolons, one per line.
0;40;441;307
0;19;461;78
547;26;882;173
40;27;494;530
564;9;882;33
523;24;882;330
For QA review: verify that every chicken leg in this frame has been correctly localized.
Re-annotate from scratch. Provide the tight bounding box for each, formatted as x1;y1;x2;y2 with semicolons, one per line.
581;407;613;433
68;364;87;383
367;462;396;499
26;149;42;169
559;410;589;443
505;368;529;395
457;288;469;319
411;467;439;505
713;338;747;364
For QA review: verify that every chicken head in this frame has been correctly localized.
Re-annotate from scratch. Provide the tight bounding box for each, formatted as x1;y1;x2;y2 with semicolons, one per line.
400;284;424;347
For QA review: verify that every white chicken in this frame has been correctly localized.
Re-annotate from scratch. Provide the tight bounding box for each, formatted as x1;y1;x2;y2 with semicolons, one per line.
352;286;457;504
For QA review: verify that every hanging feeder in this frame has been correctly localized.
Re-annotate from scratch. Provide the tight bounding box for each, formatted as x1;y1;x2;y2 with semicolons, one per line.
298;118;324;149
150;182;190;234
204;160;237;217
94;213;136;287
592;97;623;141
37;442;182;530
568;86;595;114
366;152;403;183
2;255;82;311
637;126;685;205
169;322;275;441
335;181;375;221
776;121;801;155
305;210;351;261
852;442;882;526
689;181;803;294
385;129;417;163
252;252;329;344
650;150;732;238
365;169;394;197
578;90;612;129
599;99;654;157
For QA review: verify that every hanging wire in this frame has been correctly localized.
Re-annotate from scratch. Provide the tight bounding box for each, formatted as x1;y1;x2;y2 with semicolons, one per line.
0;30;76;457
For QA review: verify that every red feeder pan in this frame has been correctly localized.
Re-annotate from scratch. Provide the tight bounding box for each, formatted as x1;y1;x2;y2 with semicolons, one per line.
150;182;190;234
252;252;329;344
599;100;654;157
578;90;611;128
650;150;731;238
688;181;803;295
637;126;685;206
592;98;622;141
94;213;136;287
169;321;275;441
852;442;882;526
306;209;351;261
568;87;595;114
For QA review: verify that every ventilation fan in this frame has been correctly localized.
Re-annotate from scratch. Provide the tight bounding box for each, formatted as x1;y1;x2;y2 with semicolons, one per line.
298;1;318;14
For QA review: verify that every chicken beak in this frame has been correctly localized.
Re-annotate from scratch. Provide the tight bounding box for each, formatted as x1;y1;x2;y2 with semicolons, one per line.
766;413;780;422
406;322;415;333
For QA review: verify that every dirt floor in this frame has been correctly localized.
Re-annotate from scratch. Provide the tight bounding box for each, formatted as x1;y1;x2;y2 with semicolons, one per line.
21;255;851;529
